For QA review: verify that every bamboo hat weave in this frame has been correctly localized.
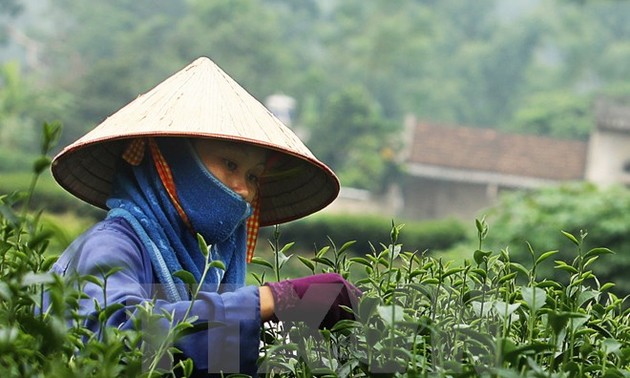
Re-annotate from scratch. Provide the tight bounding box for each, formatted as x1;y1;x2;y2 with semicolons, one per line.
51;57;340;226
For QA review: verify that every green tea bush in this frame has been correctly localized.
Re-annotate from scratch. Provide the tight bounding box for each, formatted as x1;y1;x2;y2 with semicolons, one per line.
0;123;196;377
255;220;630;377
482;182;630;295
0;171;104;219
260;214;467;255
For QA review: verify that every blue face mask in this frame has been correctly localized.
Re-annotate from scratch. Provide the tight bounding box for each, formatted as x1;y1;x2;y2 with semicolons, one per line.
158;138;252;244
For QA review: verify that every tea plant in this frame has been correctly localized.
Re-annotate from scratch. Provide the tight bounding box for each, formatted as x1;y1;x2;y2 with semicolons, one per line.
0;122;197;377
257;219;630;377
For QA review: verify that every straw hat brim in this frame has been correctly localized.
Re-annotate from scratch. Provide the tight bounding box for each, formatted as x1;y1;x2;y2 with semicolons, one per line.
51;57;340;226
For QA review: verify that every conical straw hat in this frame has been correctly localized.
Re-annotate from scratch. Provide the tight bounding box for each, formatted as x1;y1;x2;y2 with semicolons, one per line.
51;57;340;226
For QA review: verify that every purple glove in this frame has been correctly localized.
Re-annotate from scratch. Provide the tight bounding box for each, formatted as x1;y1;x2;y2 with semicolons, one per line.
266;273;361;329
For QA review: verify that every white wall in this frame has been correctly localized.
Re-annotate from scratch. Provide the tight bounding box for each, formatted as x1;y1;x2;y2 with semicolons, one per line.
585;129;630;186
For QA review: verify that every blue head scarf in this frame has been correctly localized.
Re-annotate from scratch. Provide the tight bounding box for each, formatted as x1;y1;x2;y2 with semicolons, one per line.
106;138;252;301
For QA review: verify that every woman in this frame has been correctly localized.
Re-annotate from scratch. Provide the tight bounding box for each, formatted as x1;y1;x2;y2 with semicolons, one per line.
47;57;360;376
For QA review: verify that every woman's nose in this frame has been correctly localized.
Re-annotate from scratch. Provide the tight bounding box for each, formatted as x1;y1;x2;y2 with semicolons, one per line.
229;176;252;202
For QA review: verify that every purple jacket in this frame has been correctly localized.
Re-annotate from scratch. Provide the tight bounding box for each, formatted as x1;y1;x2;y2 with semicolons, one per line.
49;216;261;376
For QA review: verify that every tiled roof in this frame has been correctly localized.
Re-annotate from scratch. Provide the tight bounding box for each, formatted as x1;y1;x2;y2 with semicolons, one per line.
406;122;587;181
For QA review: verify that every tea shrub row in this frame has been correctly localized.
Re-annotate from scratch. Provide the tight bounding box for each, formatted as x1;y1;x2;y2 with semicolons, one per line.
260;214;468;255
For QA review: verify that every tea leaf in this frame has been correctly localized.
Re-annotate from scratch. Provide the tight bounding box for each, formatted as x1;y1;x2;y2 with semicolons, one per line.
83;275;104;287
177;358;194;377
358;296;380;321
443;267;465;279
276;251;292;270
521;287;546;313
312;256;335;268
420;278;440;285
349;257;372;267
209;260;226;270
316;246;331;258
471;268;487;280
32;156;51;174
535;250;558;266
494;301;521;318
583;247;614;260
577;290;598;307
536;280;563;290
554;261;578;274
503;342;554;364
547;311;585;336
279;242;295;255
173;270;197;286
337;240;357;255
473;249;492;265
601;338;622;355
509;262;529;277
297;255;315;272
331;319;359;333
561;231;580;246
196;234;209;258
249;257;274;270
99;303;125;323
498;272;518;285
377;305;405;325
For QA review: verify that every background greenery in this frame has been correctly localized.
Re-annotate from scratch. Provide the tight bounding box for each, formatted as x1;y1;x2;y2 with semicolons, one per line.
3;0;630;191
482;182;630;296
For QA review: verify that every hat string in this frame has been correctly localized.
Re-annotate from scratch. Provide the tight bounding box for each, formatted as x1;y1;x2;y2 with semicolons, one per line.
245;194;259;263
147;139;195;233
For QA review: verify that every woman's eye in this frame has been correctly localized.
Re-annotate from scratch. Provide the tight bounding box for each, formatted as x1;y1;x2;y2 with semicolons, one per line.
247;174;259;185
223;159;237;171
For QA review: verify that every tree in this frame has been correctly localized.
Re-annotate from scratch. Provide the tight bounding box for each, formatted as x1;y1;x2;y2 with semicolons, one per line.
307;85;400;191
506;91;592;140
170;0;298;100
40;0;187;147
0;61;37;155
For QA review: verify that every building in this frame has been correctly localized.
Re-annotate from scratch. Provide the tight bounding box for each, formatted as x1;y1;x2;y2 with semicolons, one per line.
327;99;630;221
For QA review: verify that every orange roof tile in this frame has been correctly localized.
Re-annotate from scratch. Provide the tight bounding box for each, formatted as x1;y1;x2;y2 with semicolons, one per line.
407;122;587;181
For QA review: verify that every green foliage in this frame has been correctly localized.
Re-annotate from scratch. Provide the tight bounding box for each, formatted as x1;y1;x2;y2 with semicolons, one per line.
0;149;35;172
506;91;593;140
261;214;468;256
0;61;70;159
15;0;630;192
0;123;203;377
0;171;104;219
0;62;39;154
307;85;401;192
482;182;630;294
173;0;295;98
257;218;630;376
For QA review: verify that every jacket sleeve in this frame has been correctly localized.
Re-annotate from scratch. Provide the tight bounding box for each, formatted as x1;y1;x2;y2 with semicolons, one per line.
49;219;261;376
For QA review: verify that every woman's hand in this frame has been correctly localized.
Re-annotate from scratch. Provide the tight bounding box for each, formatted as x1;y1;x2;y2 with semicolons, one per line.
259;285;276;322
264;273;361;329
